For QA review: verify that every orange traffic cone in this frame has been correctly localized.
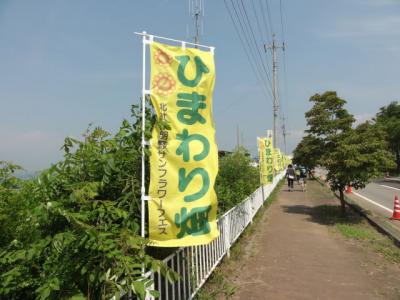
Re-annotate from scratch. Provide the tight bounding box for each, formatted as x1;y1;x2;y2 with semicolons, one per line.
391;195;400;220
345;185;353;194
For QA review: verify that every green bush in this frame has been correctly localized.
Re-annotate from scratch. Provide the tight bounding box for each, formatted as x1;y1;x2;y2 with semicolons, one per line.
0;106;172;300
215;147;260;213
0;108;260;299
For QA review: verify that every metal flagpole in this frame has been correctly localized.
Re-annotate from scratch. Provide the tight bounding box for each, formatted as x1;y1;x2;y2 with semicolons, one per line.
134;32;214;51
136;31;214;243
136;31;214;242
141;31;147;240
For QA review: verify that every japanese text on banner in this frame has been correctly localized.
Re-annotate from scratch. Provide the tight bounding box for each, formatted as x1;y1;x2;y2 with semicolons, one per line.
148;41;219;247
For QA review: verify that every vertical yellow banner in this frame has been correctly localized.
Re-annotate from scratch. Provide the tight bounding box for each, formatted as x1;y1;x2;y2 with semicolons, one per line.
258;132;274;185
148;41;219;247
257;137;268;184
265;130;274;183
273;148;283;172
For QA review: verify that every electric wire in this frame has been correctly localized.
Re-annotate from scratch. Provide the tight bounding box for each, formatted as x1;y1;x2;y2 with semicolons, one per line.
259;0;273;42
249;0;273;80
225;0;271;99
264;0;274;38
238;0;273;90
224;0;273;100
279;0;289;152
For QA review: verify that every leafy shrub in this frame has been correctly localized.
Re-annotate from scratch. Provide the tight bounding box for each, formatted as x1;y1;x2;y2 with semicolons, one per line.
0;106;172;300
0;108;260;299
215;147;260;213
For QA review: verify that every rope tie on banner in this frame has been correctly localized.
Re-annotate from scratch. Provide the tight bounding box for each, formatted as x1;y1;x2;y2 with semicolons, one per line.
181;41;186;50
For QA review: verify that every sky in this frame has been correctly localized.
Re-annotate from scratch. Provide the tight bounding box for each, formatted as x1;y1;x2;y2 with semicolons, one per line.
1;0;400;171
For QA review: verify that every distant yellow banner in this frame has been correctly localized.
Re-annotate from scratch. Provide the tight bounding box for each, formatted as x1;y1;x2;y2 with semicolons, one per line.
274;148;283;172
148;41;219;247
258;131;274;184
257;137;268;184
265;130;274;183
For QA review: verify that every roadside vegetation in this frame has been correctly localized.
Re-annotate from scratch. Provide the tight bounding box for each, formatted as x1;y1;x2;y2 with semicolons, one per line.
215;147;260;213
315;199;400;264
196;179;285;300
293;91;395;212
375;101;400;175
0;106;261;299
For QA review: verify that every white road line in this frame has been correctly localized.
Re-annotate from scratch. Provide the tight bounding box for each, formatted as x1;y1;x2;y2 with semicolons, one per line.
353;191;392;213
379;184;400;192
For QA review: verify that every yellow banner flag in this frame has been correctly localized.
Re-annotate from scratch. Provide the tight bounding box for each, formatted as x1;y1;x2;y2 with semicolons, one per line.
148;41;219;247
273;148;283;172
265;130;274;183
257;137;268;185
258;133;274;184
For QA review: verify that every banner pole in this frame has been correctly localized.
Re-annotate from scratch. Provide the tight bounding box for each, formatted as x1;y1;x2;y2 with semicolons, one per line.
141;31;147;240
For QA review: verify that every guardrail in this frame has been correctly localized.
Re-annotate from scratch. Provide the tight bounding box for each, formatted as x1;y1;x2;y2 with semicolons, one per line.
113;171;285;300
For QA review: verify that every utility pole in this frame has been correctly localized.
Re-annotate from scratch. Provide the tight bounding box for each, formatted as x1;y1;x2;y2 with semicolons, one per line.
190;0;204;47
282;114;287;154
265;34;284;149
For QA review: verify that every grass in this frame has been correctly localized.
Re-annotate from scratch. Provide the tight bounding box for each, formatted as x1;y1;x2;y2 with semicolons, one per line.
196;179;285;300
313;199;400;264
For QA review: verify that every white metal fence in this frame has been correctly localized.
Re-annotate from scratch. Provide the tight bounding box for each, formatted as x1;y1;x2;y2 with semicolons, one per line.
114;171;285;300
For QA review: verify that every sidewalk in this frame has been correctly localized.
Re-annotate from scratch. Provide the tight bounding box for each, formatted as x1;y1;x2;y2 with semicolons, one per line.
225;180;400;300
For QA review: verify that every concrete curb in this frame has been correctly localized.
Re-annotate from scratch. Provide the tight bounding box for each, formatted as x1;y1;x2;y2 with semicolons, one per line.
384;177;400;184
314;177;400;246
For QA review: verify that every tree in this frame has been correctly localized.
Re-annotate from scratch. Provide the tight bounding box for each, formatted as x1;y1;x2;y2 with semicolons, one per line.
215;147;259;213
324;122;395;211
292;135;324;172
375;101;400;173
303;91;394;212
0;106;171;300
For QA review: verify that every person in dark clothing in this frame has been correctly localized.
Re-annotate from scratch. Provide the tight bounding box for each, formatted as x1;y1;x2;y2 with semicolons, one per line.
299;166;307;192
286;164;295;192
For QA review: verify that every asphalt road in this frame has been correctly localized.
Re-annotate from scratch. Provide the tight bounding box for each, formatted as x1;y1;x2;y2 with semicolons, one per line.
352;179;400;218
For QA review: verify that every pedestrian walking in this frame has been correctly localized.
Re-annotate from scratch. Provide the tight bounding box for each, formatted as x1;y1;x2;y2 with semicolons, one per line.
295;165;301;183
299;166;307;192
286;164;295;192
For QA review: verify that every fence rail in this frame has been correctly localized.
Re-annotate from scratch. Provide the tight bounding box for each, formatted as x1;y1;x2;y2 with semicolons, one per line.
150;171;285;300
113;171;285;300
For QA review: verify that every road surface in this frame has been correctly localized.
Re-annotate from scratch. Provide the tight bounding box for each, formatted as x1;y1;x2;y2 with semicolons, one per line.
352;179;400;218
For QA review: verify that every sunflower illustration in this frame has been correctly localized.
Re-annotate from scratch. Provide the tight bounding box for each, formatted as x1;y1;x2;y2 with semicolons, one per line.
152;73;176;96
154;49;173;65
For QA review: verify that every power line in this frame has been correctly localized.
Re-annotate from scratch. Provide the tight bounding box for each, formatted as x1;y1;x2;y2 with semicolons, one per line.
249;0;274;81
224;0;273;100
224;0;271;99
259;0;273;42
264;0;274;37
279;0;285;42
238;0;273;90
278;0;289;153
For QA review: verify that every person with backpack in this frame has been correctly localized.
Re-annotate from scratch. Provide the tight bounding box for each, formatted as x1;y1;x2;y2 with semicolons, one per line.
286;164;295;192
299;166;307;192
294;166;301;183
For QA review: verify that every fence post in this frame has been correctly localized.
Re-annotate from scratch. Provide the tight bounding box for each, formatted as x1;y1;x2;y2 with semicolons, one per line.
145;273;155;300
248;197;253;224
261;185;265;205
224;216;231;258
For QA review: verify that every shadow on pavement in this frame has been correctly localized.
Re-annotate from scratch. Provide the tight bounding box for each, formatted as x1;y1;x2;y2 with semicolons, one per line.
281;204;363;226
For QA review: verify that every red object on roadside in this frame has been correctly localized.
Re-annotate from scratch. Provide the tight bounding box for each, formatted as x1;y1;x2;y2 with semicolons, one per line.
345;185;353;194
391;195;400;220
